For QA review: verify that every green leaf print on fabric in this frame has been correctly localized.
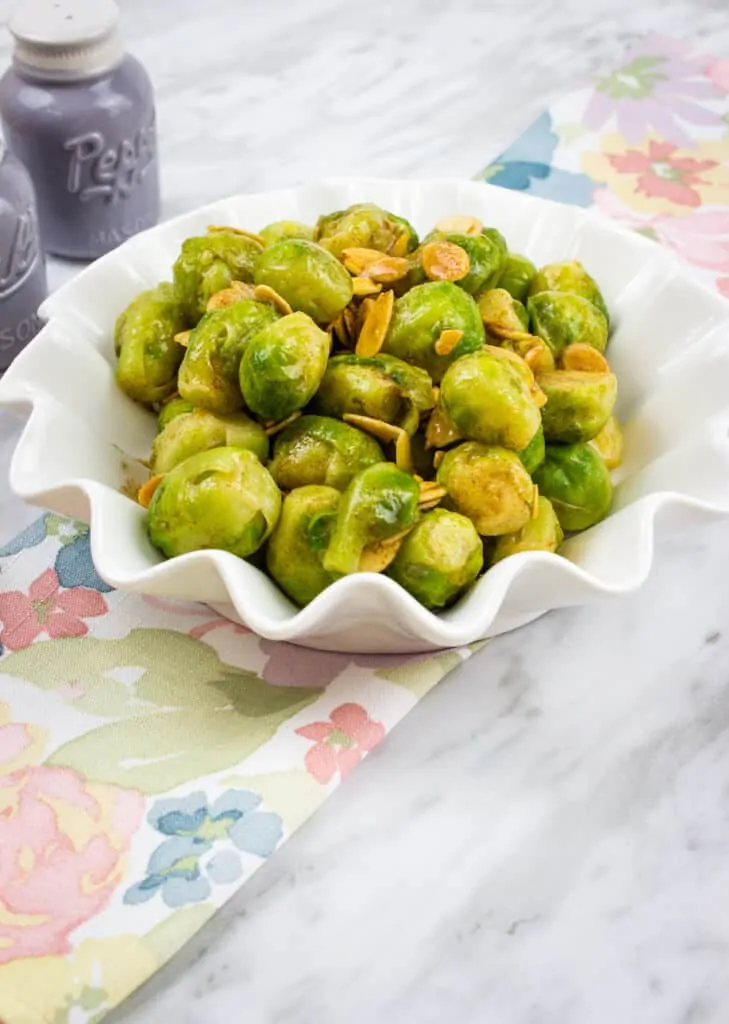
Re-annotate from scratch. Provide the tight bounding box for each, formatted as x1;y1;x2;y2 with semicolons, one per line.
375;649;465;699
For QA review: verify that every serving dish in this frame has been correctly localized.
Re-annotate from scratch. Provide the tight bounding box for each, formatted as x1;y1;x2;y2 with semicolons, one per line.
2;177;729;653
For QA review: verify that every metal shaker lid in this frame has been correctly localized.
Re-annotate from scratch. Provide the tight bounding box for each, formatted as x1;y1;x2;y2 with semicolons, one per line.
9;0;124;78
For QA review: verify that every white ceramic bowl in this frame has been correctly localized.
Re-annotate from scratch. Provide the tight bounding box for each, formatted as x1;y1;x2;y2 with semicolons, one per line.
2;178;729;653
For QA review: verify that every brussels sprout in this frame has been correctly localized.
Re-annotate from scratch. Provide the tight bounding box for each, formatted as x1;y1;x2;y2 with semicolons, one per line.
491;496;563;563
115;283;187;406
496;253;536;303
387;508;483;609
178;300;279;414
315;203;418;257
528;291;608;358
518;421;545;475
268;414;384;491
437;442;535;536
589;415;624;470
322;462;420;575
253;239;353;324
151;409;269;474
173;231;264;322
157;396;194;432
266;485;341;606
533;443;613;532
478;288;530;336
530;260;610;324
538;370;617;443
239;312;330;421
148;446;281;559
259;220;314;246
415;230;506;296
439;349;541;451
382;281;485;383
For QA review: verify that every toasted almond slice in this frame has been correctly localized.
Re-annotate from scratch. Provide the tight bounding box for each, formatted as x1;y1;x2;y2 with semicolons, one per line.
253;284;293;316
418;483;447;506
532;484;540;519
329;313;348;347
352;276;382;297
343;413;412;471
425;406;463;449
388;232;410;258
341;247;387;275
434;328;463;357
394;430;413;473
206;280;256;311
435;215;484;236
532;385;547;408
433;451;445;470
174;330;191;348
365;255;410;284
418;498;444;512
359;528;413;573
207;225;265;246
138;474;165;509
264;411;302;436
561;343;610;373
343;304;359;343
421;240;470;282
523;341;555;375
356;288;394;357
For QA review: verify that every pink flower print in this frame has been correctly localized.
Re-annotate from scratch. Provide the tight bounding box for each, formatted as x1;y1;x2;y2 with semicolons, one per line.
718;278;729;300
296;703;386;784
706;58;729;94
0;568;107;651
608;140;717;209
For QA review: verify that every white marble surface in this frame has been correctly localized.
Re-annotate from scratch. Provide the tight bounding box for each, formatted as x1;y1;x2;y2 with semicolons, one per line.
2;0;729;1021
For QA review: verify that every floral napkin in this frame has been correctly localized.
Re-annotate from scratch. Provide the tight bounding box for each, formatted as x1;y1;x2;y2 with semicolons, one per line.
1;31;728;1024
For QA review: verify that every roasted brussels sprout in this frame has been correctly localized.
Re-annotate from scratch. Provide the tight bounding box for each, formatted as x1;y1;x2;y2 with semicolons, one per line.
437;442;535;536
538;370;617;443
266;485;341;606
148;446;281;559
268;414;384;491
533;443;613;532
322;462;420;575
315;203;418;257
497;253;537;303
115;283;187;406
178;300;279;414
387;508;483;608
157;395;194;431
150;408;269;474
439;349;541;451
382;281;485;383
478;287;530;337
253;238;353;324
589;415;624;470
491;496;563;563
259;220;314;246
239;312;330;421
528;291;608;358
518;421;545;475
416;229;506;296
173;231;264;322
530;260;610;324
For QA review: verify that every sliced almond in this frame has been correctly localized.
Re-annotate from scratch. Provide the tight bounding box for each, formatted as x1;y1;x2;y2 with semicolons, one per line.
264;411;302;436
253;284;293;316
387;232;410;258
395;431;413;473
418;482;447;507
359;528;413;573
356;288;394;358
435;215;484;236
523;341;555;375
561;343;610;373
206;280;256;311
138;474;165;509
207;225;265;246
357;296;376;336
343;304;359;344
341;247;409;282
352;276;382;297
174;330;191;348
343;412;412;471
532;484;540;519
425;405;463;449
434;328;463;357
421;240;470;283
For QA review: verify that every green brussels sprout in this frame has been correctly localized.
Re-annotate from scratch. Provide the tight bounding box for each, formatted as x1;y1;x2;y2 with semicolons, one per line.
322;462;420;576
530;260;610;324
382;281;485;383
253;239;353;324
496;253;537;303
239;312;330;421
150;408;269;474
533;443;613;532
266;485;341;606
528;291;608;358
177;300;279;415
157;396;194;432
173;231;264;322
518;421;545;475
437;442;535;536
538;370;617;443
387;508;483;609
491;496;563;563
148;446;281;559
268;414;384;491
315;203;418;257
259;220;314;246
115;283;187;406
416;230;506;296
439;349;541;451
478;288;530;335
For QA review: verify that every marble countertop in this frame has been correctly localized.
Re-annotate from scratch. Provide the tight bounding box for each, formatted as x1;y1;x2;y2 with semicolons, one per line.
2;0;729;1021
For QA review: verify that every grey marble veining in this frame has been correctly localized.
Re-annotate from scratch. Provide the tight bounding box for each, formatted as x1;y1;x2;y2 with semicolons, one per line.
1;0;729;1021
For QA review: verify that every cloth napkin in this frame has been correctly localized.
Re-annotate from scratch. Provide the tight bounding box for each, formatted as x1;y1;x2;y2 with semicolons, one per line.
1;31;728;1024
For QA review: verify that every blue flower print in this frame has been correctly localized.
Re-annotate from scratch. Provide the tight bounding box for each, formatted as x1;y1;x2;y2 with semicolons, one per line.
54;529;113;592
124;789;284;909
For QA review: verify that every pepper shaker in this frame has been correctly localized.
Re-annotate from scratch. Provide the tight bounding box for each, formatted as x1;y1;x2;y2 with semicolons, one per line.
0;0;161;261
